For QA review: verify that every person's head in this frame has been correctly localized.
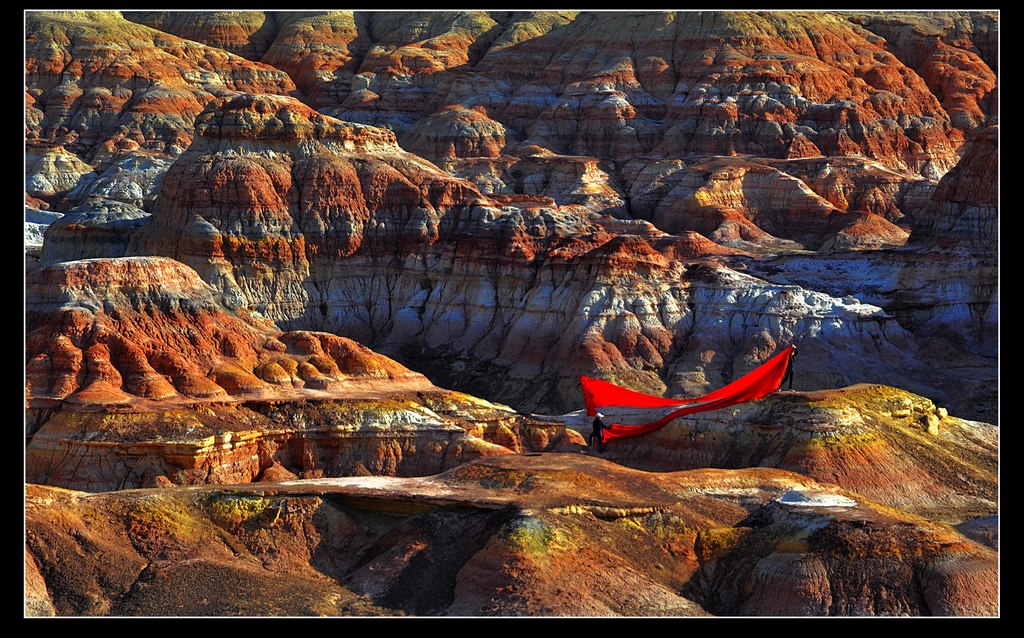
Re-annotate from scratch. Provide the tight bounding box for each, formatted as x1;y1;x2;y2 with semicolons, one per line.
596;412;604;418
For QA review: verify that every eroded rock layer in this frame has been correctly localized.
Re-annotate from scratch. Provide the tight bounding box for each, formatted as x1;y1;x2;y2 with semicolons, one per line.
34;10;997;228
22;10;999;618
26;13;998;421
558;384;996;524
24;10;296;220
849;12;997;130
25;454;998;616
738;125;998;420
24;256;583;490
26;396;581;492
26;11;295;166
127;92;982;418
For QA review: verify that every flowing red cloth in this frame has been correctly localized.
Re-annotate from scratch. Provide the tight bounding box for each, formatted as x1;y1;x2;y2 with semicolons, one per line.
581;346;794;441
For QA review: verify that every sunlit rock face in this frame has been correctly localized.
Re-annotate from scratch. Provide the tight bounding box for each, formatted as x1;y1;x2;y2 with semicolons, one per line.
27;11;997;422
125;93;957;416
739;121;998;420
23;11;999;618
24;256;584;491
113;10;995;213
25;454;998;616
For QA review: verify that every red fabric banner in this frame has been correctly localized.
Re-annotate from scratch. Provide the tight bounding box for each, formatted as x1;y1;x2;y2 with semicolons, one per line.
581;346;794;441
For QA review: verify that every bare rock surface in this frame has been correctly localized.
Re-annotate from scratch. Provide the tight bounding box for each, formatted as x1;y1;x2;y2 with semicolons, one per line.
25;454;998;616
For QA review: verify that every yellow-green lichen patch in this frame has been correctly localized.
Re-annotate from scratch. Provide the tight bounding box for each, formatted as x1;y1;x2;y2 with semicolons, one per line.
125;493;205;540
41;406;279;444
503;516;577;558
208;494;272;529
616;510;700;549
418;390;514;418
804;429;882;451
802;384;936;420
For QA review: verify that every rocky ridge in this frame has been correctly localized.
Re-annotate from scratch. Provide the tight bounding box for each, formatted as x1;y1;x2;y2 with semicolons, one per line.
121;92;977;418
25;256;583;490
25;454;998;616
553;384;996;524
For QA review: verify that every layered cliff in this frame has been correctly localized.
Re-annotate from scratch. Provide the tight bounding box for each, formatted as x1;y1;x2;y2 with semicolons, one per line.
99;10;996;220
31;9;995;245
849;12;997;130
25;10;295;215
25;256;583;490
909;123;997;249
739;124;998;419
22;11;999;617
128;93;963;416
25;9;998;419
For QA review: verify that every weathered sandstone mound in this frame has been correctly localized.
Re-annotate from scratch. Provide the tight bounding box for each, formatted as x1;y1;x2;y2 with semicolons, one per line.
25;256;583;490
25;454;997;616
559;384;996;524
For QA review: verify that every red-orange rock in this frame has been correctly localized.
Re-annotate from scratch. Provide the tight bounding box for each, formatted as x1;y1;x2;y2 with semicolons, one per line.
123;11;279;60
26;11;295;170
130;93;956;418
760;156;935;224
26;11;998;424
24;256;585;490
25;256;436;407
850;12;997;130
639;157;908;250
400;105;508;163
119;10;972;184
25;455;998;616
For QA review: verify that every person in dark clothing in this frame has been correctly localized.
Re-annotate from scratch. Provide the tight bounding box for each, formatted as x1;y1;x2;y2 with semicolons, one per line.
780;345;798;391
590;412;607;453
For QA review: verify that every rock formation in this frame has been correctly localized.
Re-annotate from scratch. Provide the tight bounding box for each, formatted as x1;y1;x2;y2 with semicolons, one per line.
25;454;998;616
739;121;998;420
849;12;997;130
25;8;998;419
555;384;996;524
125;92;979;418
121;11;282;60
627;156;909;250
39;199;150;265
909;123;997;249
24;9;297;234
25;146;97;208
23;11;999;617
26;207;63;269
25;256;582;490
63;10;995;222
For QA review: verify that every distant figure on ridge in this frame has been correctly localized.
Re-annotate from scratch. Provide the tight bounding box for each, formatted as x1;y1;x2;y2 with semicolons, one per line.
590;412;607;453
781;345;798;391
